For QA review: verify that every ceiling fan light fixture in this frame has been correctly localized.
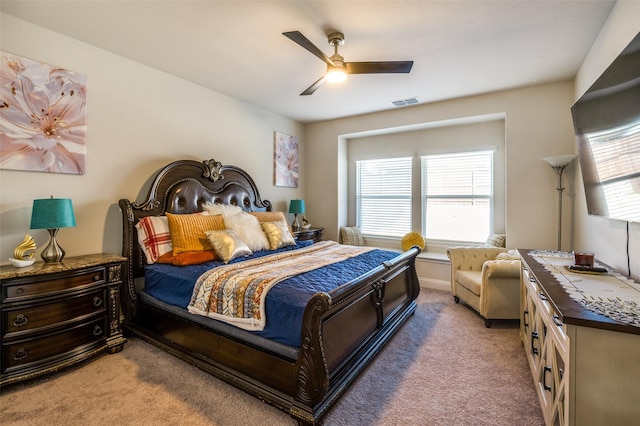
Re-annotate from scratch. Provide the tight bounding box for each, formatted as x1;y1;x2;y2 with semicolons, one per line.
326;66;347;83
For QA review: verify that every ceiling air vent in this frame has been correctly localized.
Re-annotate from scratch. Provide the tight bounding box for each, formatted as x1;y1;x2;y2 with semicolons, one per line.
392;97;420;107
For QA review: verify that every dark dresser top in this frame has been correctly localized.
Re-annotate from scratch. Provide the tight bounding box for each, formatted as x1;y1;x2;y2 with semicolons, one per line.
0;253;126;280
518;249;640;336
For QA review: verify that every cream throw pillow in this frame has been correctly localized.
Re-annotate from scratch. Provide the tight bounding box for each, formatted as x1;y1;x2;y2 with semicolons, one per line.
204;204;270;252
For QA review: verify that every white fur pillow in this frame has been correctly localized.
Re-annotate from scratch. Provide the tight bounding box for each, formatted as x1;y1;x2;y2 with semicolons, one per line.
203;203;270;252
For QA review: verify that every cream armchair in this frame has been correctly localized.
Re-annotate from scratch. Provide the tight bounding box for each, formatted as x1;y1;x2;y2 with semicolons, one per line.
446;247;521;327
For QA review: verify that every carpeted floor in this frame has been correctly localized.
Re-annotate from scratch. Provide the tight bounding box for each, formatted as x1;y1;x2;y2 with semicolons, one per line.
0;288;544;425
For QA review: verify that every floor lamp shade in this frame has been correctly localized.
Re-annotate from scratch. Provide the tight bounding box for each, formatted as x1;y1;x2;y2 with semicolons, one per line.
30;198;76;263
289;199;305;231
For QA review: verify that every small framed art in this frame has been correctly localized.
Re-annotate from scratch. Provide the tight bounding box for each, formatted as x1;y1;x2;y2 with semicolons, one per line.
274;131;298;187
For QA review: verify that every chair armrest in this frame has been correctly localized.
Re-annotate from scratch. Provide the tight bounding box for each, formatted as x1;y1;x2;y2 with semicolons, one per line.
482;259;521;279
447;246;507;272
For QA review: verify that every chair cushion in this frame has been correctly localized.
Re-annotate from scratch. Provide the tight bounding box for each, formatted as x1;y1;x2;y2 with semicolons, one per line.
455;270;483;297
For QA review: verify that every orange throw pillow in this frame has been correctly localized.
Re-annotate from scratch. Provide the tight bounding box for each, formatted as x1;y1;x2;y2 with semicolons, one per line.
156;250;218;266
166;213;226;254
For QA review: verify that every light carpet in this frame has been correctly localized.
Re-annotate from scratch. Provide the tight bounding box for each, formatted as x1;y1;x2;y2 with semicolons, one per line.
0;288;544;425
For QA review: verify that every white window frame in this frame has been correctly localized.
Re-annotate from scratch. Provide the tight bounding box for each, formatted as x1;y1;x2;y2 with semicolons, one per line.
421;149;494;244
355;156;412;237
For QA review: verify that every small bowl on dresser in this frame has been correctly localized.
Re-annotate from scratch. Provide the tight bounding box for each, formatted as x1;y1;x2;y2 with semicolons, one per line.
8;257;36;268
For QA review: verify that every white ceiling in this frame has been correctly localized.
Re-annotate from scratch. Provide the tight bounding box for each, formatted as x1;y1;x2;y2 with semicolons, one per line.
1;1;616;123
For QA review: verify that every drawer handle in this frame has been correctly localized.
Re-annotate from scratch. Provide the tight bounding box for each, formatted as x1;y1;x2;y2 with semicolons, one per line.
16;287;24;295
93;275;101;281
93;297;103;307
552;315;563;327
14;348;28;361
539;292;547;301
13;314;28;327
543;366;552;391
93;325;103;336
523;310;529;328
531;331;539;355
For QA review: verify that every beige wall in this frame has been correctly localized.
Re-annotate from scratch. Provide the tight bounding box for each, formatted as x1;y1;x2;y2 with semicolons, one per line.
305;81;577;252
572;1;640;281
0;14;304;263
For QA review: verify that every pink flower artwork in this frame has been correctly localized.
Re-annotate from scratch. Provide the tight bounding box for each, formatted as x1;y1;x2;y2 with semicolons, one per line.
0;52;87;174
274;131;298;187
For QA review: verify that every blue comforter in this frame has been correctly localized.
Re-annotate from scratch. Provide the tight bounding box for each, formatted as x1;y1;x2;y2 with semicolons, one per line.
144;241;399;347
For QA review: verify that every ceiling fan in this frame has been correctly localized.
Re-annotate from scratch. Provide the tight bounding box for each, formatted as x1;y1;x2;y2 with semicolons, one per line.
283;31;414;96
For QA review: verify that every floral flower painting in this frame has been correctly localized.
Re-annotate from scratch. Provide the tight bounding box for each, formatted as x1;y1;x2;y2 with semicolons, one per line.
274;131;298;187
0;52;87;174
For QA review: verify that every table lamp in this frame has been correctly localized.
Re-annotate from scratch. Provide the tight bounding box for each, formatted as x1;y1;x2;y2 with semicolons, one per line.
30;196;76;263
289;199;305;231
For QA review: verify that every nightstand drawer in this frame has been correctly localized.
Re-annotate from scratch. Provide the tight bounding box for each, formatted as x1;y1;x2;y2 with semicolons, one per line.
2;317;108;372
3;288;107;339
3;268;105;302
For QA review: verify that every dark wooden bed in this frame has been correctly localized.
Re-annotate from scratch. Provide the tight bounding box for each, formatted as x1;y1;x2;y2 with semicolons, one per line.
118;158;421;425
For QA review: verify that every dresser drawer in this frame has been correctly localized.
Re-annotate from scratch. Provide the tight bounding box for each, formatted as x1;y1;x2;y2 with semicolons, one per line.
2;288;107;339
2;317;108;372
3;267;105;302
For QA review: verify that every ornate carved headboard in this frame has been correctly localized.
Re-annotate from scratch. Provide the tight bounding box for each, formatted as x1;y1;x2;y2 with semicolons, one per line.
119;159;272;285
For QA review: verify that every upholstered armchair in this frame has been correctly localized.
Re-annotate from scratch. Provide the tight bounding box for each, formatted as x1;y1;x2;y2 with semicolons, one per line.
446;247;521;327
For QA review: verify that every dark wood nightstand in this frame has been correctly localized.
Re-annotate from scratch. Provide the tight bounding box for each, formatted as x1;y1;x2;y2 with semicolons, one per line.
0;253;127;386
293;227;324;242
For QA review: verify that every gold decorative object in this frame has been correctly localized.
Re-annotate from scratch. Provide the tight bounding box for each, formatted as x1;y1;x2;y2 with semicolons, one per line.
301;216;311;229
9;234;37;267
13;234;37;260
401;232;425;252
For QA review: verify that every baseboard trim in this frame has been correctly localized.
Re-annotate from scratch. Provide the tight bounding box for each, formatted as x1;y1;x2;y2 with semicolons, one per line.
419;277;450;292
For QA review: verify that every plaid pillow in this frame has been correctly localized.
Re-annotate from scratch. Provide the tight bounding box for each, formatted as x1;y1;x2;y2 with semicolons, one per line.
135;216;172;264
340;226;365;246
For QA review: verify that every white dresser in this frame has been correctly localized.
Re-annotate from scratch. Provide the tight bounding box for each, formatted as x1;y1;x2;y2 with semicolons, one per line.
518;249;640;426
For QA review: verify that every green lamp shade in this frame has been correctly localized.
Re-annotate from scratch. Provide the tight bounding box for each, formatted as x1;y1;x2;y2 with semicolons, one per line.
289;199;305;214
30;198;76;229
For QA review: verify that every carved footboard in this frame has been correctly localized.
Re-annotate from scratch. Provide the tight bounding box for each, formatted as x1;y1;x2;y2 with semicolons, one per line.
292;246;421;424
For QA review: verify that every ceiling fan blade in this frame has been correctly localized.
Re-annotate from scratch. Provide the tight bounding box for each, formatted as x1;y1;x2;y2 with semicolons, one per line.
283;31;335;66
300;75;326;96
346;61;414;74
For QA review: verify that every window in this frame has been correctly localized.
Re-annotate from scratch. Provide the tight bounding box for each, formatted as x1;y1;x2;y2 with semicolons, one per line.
421;150;493;242
356;157;412;237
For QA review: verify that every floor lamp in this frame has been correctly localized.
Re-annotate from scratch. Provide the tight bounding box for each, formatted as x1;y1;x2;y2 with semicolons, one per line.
543;155;577;251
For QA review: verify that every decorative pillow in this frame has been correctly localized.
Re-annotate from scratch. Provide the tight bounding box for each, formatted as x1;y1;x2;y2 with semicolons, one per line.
496;250;520;261
340;226;365;246
485;233;506;248
135;216;173;264
166;213;226;254
251;211;293;233
401;232;425;251
156;250;218;266
205;229;253;263
251;211;287;223
261;220;296;250
203;203;244;217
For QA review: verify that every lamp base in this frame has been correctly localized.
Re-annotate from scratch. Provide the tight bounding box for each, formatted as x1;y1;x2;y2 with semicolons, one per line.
291;214;301;231
41;228;65;263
